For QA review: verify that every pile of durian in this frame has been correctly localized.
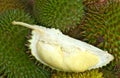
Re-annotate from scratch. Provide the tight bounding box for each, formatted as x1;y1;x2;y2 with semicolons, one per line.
0;0;119;78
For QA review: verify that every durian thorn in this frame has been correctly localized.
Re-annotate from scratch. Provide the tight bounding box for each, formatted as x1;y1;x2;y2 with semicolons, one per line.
12;21;43;32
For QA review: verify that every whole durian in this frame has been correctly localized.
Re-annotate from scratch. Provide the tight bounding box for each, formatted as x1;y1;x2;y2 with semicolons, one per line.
33;0;84;32
0;9;50;78
67;0;120;77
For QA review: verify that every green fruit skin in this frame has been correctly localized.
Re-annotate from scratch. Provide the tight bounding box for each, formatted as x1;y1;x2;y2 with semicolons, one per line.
67;0;120;77
33;0;84;32
0;9;50;78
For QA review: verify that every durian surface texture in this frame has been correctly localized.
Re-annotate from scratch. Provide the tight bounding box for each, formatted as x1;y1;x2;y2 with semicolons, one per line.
0;9;49;78
67;0;120;77
33;0;84;32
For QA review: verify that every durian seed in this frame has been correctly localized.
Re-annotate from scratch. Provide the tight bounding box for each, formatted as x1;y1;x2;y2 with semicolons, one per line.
12;21;114;72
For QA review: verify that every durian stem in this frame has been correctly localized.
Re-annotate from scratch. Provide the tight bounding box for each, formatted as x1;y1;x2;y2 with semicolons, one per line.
12;21;39;30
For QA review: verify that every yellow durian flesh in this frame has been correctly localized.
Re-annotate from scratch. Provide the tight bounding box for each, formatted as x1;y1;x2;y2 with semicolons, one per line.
36;36;99;72
12;21;114;72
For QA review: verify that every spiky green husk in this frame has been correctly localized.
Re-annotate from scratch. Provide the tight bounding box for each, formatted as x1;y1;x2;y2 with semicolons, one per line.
51;69;103;78
67;0;120;77
33;0;84;32
0;9;50;78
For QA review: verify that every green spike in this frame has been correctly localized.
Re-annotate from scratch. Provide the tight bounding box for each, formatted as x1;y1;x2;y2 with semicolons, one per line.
33;0;84;32
0;9;50;78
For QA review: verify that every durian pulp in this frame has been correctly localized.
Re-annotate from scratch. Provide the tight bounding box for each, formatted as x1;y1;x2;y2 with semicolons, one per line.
30;30;99;72
12;21;114;72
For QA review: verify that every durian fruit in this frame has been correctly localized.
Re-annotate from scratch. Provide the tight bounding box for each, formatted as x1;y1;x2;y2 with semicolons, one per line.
67;0;120;77
0;9;50;78
0;0;30;13
33;0;84;32
51;69;103;78
12;21;113;72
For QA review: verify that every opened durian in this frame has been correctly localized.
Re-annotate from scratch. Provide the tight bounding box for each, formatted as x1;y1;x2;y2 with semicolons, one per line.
12;21;114;72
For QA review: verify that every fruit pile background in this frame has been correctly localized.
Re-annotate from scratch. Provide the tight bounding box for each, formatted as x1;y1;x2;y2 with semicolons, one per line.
0;0;119;78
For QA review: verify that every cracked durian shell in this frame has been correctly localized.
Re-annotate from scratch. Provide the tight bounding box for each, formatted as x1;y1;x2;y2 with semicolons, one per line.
12;21;114;72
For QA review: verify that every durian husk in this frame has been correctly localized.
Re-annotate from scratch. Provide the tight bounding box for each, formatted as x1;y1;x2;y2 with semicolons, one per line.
33;0;84;32
0;9;50;78
67;0;120;77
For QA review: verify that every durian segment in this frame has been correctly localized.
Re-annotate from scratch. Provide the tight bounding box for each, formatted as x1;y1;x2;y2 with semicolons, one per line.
12;21;114;72
36;36;99;72
29;30;98;72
